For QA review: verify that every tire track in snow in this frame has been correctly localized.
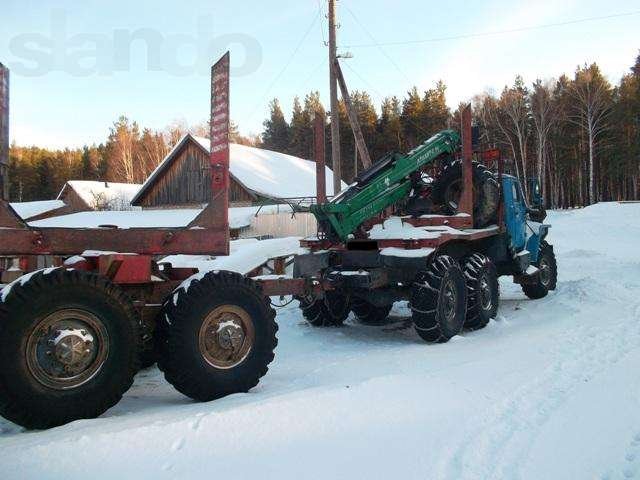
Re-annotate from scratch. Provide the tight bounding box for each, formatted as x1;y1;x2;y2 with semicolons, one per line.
437;277;640;480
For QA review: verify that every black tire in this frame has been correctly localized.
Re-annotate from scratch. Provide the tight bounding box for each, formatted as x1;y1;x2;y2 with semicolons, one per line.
138;315;157;369
0;269;140;429
139;344;157;370
522;241;557;299
351;297;392;325
297;291;350;327
463;253;499;330
410;255;467;343
156;271;277;402
431;161;499;227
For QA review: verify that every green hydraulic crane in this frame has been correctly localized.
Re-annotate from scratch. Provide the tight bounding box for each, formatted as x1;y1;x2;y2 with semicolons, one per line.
311;129;461;242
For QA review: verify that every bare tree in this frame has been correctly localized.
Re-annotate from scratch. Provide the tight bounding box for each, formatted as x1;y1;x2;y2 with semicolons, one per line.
139;129;169;179
568;64;612;204
497;78;531;197
530;79;558;201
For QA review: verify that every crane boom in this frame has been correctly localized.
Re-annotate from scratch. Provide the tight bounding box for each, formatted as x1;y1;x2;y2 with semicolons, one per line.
311;129;461;241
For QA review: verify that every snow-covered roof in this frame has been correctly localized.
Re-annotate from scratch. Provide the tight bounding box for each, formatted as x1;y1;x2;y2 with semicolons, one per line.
9;200;65;219
29;204;294;230
131;134;345;205
58;180;141;210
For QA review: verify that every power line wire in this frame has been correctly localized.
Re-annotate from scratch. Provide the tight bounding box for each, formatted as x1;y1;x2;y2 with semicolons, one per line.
296;56;326;93
248;9;321;121
317;0;328;46
342;4;413;85
340;10;640;48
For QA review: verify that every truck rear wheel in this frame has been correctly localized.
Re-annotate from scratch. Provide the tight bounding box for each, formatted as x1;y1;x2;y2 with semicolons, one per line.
410;255;467;343
156;271;277;402
463;253;499;330
431;161;499;227
297;291;350;327
522;241;557;299
0;269;140;429
351;297;391;325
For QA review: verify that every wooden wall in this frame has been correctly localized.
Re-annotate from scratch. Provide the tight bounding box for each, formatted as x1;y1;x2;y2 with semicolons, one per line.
139;142;255;208
59;188;91;213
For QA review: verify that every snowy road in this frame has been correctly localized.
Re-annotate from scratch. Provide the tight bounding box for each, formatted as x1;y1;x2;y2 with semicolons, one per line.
1;203;640;479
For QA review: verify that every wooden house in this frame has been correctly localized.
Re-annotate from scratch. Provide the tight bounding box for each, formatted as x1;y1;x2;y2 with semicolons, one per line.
131;134;341;210
9;200;72;221
57;180;141;212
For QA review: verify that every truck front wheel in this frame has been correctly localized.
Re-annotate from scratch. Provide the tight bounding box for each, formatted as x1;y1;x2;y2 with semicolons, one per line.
522;242;557;299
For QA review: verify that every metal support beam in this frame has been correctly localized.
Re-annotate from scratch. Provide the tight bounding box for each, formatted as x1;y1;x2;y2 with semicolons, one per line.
333;58;372;170
458;104;474;224
314;111;327;203
0;227;228;256
0;63;9;200
187;52;230;255
328;0;341;194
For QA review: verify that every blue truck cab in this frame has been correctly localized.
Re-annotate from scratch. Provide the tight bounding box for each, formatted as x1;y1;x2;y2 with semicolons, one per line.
502;175;550;263
500;174;556;297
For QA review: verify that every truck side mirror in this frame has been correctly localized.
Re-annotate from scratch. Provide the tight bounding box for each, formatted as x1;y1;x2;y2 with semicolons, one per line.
528;178;542;208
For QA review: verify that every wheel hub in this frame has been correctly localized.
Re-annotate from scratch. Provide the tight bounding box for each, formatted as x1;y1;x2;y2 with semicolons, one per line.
479;275;493;310
539;258;551;286
27;309;108;390
216;322;245;350
52;329;96;373
199;305;255;369
442;278;458;322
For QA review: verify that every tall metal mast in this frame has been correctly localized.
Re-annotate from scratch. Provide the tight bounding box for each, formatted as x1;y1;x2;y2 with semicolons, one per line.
328;0;341;194
0;63;9;200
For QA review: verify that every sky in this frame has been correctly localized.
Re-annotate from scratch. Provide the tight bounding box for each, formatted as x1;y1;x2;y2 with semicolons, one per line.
1;0;638;149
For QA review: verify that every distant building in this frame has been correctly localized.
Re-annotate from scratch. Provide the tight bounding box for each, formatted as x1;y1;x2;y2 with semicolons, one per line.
9;199;70;221
130;134;341;209
57;180;141;212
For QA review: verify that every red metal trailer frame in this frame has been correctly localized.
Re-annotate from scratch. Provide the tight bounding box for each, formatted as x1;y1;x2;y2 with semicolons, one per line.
0;54;504;308
0;55;230;260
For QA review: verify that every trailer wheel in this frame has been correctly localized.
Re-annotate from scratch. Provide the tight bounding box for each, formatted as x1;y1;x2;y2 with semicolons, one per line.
463;253;499;330
431;161;499;227
351;297;391;325
410;255;467;343
522;241;557;299
297;291;350;327
156;271;277;402
0;269;140;429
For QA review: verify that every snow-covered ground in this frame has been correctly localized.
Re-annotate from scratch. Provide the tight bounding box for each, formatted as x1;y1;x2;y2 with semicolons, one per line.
2;202;640;480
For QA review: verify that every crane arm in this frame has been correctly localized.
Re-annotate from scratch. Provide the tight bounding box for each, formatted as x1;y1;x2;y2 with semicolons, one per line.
311;129;461;241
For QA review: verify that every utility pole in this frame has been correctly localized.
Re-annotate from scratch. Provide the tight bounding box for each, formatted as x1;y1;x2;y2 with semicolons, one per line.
354;131;358;177
328;0;341;195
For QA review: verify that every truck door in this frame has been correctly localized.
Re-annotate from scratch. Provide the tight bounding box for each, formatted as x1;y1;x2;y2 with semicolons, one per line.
503;177;527;251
